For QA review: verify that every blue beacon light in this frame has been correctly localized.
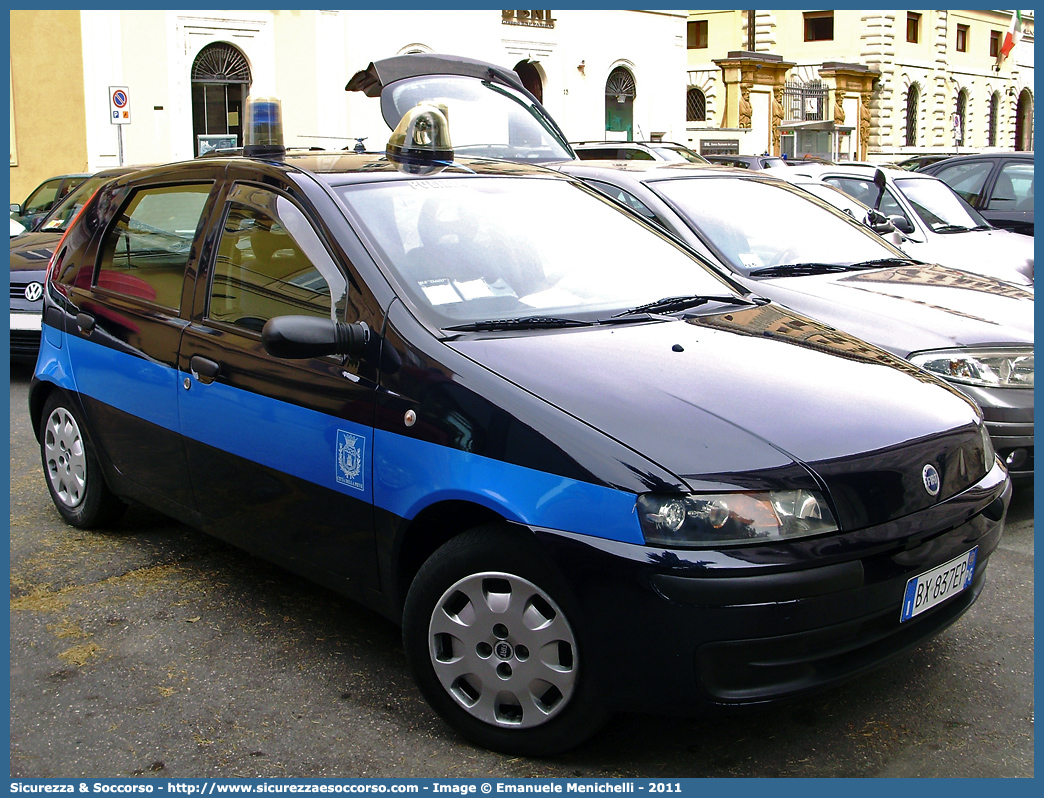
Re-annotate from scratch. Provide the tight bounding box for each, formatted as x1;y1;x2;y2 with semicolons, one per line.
244;96;286;160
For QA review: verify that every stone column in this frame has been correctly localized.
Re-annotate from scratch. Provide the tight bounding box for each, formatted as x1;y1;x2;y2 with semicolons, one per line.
713;51;795;155
819;63;880;161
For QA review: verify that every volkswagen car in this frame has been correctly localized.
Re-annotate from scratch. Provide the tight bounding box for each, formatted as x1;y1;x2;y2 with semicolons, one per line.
10;167;141;362
31;55;1010;756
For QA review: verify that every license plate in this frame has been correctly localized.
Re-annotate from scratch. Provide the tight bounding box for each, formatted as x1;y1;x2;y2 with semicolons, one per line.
900;547;978;622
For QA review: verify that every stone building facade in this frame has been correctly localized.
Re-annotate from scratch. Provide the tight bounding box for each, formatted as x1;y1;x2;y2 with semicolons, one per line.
684;9;1033;162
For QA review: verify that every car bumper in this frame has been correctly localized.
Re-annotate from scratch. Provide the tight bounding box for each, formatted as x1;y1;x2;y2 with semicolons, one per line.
960;384;1033;479
9;311;42;361
534;461;1010;716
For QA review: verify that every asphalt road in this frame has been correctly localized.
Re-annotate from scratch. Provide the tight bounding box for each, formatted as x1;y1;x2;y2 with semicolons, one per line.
8;363;1034;778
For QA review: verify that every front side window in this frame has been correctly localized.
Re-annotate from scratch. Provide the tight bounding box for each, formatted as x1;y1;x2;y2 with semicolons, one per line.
931;160;993;204
209;185;348;332
804;11;833;42
336;177;737;327
96;184;212;310
895;177;990;232
823;177;910;225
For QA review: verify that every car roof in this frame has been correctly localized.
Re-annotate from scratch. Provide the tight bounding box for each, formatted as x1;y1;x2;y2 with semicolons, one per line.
118;151;570;186
925;152;1034;169
555;160;769;187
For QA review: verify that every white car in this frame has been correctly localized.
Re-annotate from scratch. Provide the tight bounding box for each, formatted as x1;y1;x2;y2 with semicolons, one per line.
10;217;25;237
764;164;1033;286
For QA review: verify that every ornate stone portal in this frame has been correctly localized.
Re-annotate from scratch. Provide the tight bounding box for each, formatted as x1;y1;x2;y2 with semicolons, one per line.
713;51;795;154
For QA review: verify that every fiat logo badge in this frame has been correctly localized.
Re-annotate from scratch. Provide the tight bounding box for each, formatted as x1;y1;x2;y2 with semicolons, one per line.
24;282;43;302
922;464;941;496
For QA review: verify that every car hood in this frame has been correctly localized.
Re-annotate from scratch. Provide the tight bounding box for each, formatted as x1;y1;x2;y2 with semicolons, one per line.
449;304;989;530
906;226;1034;284
10;230;61;275
751;264;1034;356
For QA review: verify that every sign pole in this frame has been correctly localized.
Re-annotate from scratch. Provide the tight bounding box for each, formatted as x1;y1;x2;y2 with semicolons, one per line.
118;126;124;166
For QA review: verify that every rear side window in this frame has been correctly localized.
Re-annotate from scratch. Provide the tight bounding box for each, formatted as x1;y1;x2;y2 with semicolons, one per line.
208;185;348;333
988;162;1034;211
824;177;908;224
96;184;212;310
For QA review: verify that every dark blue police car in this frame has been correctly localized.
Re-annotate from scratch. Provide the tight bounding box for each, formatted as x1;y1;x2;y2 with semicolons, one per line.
31;56;1010;755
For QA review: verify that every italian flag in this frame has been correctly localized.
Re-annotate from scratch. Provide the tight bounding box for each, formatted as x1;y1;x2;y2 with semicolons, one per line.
1001;10;1023;59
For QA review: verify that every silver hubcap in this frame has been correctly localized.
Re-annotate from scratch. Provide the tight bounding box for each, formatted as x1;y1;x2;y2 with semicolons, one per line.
428;572;577;729
43;407;88;508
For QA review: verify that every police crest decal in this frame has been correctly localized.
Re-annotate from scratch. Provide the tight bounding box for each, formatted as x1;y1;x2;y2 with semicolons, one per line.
336;430;366;491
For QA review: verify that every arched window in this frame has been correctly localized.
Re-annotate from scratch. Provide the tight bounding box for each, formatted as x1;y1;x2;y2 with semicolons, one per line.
191;42;252;155
955;89;968;145
1015;89;1033;151
513;60;543;104
686;88;707;122
905;83;919;147
605;67;636;139
988;91;999;147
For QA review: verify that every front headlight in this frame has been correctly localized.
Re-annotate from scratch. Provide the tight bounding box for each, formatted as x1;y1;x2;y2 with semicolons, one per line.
637;490;838;547
909;348;1033;389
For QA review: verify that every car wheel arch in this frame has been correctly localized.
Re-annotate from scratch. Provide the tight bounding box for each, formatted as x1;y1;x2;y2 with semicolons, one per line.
392;499;520;617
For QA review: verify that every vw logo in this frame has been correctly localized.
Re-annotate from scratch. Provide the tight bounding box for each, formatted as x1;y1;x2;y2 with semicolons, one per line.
24;282;43;302
922;464;941;496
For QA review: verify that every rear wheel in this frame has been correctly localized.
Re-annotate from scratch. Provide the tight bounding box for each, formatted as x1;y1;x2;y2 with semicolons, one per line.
402;526;607;755
39;393;126;528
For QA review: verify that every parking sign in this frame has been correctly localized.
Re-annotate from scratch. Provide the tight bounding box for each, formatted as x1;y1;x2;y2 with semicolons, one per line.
109;86;131;125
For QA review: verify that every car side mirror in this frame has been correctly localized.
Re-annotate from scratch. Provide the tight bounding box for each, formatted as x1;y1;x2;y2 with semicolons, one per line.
866;208;895;233
262;316;370;360
10;203;21;215
889;215;915;235
872;168;887;211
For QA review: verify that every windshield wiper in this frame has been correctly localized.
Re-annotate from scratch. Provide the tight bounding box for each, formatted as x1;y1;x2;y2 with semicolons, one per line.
614;294;753;317
933;224;975;233
749;263;852;277
443;316;594;332
843;257;922;269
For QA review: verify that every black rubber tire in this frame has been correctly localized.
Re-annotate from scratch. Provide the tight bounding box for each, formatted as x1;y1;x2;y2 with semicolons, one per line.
402;525;608;756
39;392;127;529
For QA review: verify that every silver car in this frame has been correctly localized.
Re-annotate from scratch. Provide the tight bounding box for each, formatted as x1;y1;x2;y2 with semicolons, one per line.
764;164;1033;286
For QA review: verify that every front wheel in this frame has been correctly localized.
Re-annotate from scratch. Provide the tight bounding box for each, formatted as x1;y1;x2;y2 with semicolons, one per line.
39;392;126;529
402;526;607;756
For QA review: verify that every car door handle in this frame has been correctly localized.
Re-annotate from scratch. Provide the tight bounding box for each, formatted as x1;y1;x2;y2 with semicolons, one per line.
189;355;221;384
75;312;95;334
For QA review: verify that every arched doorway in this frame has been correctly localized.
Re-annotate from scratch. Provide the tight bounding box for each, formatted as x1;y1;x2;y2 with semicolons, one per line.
191;42;252;155
513;60;543;104
605;67;636;140
1014;89;1033;151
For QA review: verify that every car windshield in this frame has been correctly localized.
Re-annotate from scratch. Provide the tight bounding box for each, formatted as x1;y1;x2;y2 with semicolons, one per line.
650;146;708;164
335;176;740;327
895;177;991;232
796;182;870;217
650;177;902;274
37;174;113;232
381;75;572;163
